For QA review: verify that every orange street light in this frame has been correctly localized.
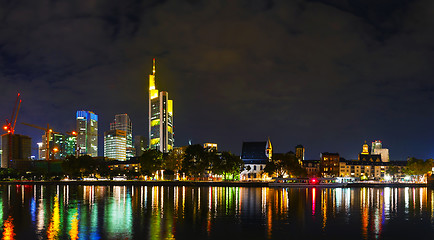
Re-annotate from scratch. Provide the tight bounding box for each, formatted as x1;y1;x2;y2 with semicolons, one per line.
52;147;59;153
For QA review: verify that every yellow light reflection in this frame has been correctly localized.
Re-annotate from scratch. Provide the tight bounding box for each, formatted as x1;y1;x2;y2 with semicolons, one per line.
321;189;328;230
47;195;60;240
69;212;79;240
2;216;15;240
361;188;368;239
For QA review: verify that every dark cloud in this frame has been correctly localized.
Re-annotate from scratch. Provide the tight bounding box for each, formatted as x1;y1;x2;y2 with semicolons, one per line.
1;0;433;160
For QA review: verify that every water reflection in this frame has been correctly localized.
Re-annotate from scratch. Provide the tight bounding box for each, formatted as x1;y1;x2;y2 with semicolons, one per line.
2;216;15;240
0;185;433;239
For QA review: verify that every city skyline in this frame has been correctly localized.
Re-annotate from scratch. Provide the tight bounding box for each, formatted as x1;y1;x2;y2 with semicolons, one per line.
1;1;434;160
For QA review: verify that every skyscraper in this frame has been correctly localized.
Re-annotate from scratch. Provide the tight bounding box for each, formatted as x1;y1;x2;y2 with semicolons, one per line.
110;114;134;159
104;129;127;161
295;144;305;162
39;133;76;160
134;135;147;157
371;140;390;162
149;59;174;153
1;133;31;168
76;110;98;157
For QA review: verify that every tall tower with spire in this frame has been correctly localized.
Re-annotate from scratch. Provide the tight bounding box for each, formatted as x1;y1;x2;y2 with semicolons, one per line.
148;59;174;153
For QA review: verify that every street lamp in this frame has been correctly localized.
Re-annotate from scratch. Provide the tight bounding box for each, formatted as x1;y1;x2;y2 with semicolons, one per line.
52;147;59;160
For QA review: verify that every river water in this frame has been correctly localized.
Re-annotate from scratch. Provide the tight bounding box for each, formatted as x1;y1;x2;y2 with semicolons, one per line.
0;185;433;239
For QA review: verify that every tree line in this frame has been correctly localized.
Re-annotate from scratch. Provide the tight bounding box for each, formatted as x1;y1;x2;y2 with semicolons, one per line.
59;144;244;181
139;144;244;180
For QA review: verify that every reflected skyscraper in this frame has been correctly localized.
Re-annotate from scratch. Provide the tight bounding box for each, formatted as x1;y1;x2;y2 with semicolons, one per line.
148;59;174;153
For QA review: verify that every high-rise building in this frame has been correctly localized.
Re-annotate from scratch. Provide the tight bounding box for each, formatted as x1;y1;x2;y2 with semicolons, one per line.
104;129;127;161
134;135;147;157
110;114;134;159
38;133;76;160
371;140;389;162
295;144;305;162
148;58;174;153
76;110;98;157
1;133;31;168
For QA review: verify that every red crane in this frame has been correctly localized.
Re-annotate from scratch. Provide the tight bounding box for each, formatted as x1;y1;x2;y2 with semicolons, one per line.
3;93;21;134
2;93;21;167
21;123;59;160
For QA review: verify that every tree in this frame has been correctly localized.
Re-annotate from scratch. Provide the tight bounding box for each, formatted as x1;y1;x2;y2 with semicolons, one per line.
405;157;433;181
386;166;400;182
62;155;82;178
162;148;184;180
211;151;243;180
264;152;306;178
181;144;210;179
139;149;163;178
62;155;108;178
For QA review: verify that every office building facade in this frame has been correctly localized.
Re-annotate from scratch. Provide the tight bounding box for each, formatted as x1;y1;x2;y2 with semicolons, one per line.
76;110;98;157
149;59;174;153
320;152;340;177
295;144;305;163
39;133;76;160
203;143;218;152
134;135;147;157
371;140;390;162
104;129;127;161
110;114;134;159
1;133;31;168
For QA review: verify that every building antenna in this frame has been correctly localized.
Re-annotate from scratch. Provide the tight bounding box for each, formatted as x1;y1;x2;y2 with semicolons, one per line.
153;58;156;75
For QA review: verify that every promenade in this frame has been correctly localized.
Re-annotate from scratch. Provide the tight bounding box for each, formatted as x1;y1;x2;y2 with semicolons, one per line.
0;180;428;188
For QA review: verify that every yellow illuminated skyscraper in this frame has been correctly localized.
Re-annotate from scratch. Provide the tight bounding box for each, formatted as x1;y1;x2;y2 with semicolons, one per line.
149;59;174;152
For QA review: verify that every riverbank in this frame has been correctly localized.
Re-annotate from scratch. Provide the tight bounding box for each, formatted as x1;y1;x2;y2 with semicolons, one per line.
0;180;429;188
0;180;269;187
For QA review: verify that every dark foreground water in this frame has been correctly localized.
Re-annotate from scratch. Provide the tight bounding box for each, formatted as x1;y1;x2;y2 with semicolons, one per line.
0;185;433;240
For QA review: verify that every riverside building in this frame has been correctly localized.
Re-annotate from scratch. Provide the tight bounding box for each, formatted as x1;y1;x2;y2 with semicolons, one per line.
240;138;272;181
148;59;174;153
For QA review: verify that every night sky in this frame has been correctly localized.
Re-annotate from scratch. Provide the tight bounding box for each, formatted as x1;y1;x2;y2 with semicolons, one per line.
1;0;434;160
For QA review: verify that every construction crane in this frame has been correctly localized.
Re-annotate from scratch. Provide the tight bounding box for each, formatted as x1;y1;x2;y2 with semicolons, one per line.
2;93;22;167
21;123;59;161
3;93;22;134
